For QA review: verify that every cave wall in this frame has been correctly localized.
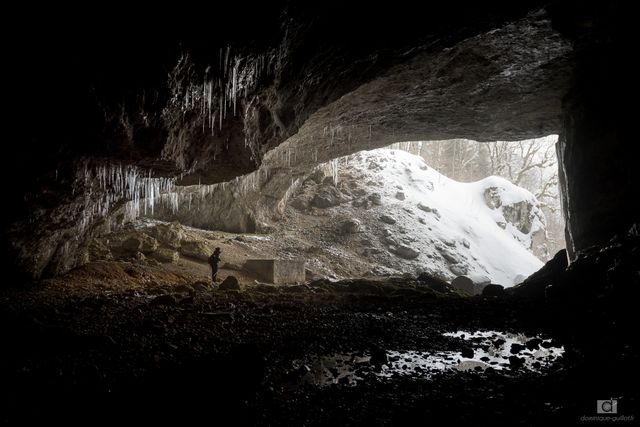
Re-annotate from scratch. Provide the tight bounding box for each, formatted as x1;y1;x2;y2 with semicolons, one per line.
4;1;633;281
555;1;637;258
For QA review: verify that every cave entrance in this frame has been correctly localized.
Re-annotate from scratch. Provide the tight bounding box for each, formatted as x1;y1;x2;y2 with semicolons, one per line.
275;135;564;292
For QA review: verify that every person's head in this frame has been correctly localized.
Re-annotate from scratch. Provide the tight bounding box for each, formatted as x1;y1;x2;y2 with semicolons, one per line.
214;247;221;254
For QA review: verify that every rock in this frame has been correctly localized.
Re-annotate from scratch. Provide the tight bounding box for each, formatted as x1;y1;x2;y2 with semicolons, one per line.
483;187;502;209
525;338;543;351
417;202;440;218
308;169;325;184
510;249;568;299
502;201;535;234
150;294;177;306
379;215;396;225
368;193;382;205
416;272;452;293
395;191;406;201
341;218;361;234
482;284;505;297
122;233;158;254
460;347;474;358
451;276;474;295
370;346;388;365
468;275;491;294
510;343;525;354
449;263;468;276
508;355;524;369
219;276;241;290
440;250;458;264
192;282;210;292
179;241;211;261
149;223;184;249
311;190;341;208
151;248;180;263
88;239;113;261
392;245;419;259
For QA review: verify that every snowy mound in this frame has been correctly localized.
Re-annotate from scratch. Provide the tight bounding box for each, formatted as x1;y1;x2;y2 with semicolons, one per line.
289;149;545;286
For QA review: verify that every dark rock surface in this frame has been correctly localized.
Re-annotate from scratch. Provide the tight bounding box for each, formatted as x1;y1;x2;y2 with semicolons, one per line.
219;275;241;290
1;270;636;424
482;284;505;297
4;3;581;280
510;249;568;299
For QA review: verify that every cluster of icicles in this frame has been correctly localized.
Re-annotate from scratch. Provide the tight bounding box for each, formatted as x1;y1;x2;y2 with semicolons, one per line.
77;162;274;233
174;43;286;136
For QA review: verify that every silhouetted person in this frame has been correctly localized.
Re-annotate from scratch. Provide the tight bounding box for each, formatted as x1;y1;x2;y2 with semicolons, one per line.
208;247;221;284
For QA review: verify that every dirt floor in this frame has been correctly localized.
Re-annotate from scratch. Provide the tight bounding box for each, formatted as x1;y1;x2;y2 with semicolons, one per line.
1;262;637;425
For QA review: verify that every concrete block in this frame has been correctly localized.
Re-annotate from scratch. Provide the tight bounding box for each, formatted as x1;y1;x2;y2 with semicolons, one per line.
245;259;305;284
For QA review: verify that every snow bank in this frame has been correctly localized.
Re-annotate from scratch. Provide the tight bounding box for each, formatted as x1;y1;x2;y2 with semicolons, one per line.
337;149;544;286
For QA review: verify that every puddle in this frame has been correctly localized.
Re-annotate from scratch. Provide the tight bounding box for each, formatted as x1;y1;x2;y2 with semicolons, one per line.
292;330;564;387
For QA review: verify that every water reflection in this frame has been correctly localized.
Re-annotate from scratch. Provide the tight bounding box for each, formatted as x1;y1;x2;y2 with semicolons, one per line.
293;330;564;387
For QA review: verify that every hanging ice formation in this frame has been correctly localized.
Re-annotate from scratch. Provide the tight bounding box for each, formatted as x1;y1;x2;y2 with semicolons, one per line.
78;161;273;233
169;43;286;142
328;159;339;184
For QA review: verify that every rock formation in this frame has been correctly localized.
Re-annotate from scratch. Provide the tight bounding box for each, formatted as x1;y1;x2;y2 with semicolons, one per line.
3;1;634;281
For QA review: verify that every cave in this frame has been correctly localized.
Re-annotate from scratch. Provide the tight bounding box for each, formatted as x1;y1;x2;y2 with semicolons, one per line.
1;1;638;424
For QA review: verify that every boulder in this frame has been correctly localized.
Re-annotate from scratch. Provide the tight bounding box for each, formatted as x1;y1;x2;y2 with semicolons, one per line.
121;233;158;254
449;263;468;276
151;248;180;264
392;245;420;259
341;218;361;234
219;275;241;290
440;249;459;264
150;294;177;306
395;191;406;201
370;346;388;365
460;347;474;359
379;215;396;225
311;190;341;208
149;223;183;249
416;272;452;293
482;284;505;297
368;193;383;205
179;241;211;261
451;276;475;295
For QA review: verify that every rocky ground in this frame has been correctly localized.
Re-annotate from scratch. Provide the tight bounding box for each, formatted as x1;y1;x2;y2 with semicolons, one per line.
1;265;637;425
1;167;636;425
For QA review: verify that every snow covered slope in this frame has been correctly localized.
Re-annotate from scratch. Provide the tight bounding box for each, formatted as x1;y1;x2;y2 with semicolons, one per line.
286;149;545;286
